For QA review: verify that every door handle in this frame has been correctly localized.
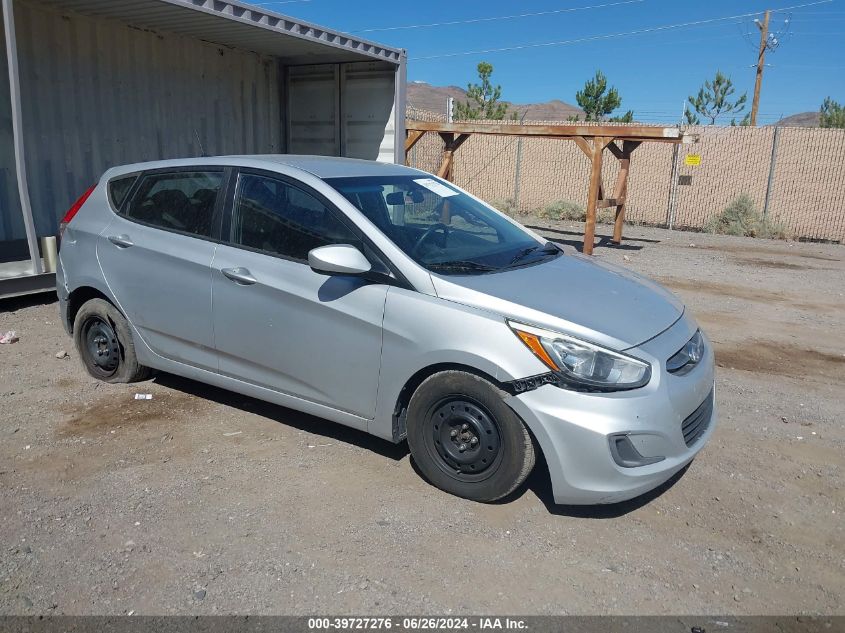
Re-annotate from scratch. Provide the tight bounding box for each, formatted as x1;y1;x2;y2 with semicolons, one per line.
107;234;133;248
221;267;257;285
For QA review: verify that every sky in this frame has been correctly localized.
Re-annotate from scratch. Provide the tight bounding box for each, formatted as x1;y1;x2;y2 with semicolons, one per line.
250;0;845;124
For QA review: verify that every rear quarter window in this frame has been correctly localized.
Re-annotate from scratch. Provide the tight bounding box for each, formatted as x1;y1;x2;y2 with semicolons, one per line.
108;174;138;211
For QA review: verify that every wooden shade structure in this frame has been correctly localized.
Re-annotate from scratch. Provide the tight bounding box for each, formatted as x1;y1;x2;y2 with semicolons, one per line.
404;121;693;255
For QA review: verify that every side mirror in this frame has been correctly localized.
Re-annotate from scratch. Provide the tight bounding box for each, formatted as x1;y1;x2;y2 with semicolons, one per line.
308;244;372;276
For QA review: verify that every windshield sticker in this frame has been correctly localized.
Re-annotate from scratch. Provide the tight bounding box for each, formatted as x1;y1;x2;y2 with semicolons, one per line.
414;178;458;198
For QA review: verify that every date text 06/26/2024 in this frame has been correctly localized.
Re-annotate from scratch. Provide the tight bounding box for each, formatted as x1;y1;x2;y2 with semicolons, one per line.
307;617;527;630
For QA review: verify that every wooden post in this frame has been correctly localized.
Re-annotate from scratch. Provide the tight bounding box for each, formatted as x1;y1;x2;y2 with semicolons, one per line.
611;140;640;244
404;130;425;166
751;10;770;127
437;133;454;179
436;132;469;182
583;137;610;255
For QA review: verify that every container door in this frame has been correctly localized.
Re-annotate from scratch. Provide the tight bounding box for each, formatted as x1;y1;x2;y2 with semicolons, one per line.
287;65;339;156
341;62;396;162
287;62;397;162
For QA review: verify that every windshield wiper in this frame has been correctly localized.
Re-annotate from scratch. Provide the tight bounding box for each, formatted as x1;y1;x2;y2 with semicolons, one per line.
507;242;560;266
428;260;498;273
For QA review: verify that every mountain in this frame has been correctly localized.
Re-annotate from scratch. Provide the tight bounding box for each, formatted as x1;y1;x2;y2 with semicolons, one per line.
407;81;583;122
407;83;469;115
771;112;820;127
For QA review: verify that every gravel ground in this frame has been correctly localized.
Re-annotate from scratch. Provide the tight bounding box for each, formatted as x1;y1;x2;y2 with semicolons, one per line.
0;223;843;615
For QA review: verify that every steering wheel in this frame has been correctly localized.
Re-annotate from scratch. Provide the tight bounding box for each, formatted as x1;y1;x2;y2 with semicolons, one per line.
411;222;450;257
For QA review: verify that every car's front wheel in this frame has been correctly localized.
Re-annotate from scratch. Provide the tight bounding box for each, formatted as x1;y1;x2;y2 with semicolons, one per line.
406;370;535;502
73;298;151;383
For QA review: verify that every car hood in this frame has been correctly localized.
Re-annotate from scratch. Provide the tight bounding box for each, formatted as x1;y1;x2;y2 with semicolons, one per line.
430;253;684;350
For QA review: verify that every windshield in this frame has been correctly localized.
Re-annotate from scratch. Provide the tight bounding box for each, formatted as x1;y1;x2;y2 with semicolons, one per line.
324;175;560;275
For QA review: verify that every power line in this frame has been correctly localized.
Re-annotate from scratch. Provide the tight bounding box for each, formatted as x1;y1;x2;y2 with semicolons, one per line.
600;30;740;49
774;63;845;67
771;6;843;11
352;0;647;34
738;18;765;51
410;0;833;60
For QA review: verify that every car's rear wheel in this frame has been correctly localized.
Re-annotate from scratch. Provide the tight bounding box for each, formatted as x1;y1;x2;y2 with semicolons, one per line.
406;370;535;502
73;298;151;383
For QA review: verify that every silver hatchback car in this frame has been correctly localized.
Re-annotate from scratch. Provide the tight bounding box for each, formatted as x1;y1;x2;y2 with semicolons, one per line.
57;155;715;505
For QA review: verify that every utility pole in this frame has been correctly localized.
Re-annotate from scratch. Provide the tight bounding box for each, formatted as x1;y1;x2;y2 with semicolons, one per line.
751;9;770;126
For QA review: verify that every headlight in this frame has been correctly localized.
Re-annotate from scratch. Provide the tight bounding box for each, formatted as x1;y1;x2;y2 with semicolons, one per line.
666;330;705;374
508;321;651;391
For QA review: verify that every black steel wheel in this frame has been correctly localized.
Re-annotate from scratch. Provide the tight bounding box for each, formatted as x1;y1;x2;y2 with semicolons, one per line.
425;398;504;483
407;371;536;502
72;298;151;383
80;316;121;378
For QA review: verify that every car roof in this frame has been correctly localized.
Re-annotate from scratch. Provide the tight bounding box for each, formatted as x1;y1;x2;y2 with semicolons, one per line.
234;155;421;178
103;154;423;180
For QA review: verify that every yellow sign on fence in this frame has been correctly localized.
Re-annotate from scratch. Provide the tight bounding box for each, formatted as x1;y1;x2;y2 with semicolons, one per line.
684;153;702;166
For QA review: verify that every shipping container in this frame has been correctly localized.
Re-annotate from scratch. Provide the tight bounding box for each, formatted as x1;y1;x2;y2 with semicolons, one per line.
1;0;406;297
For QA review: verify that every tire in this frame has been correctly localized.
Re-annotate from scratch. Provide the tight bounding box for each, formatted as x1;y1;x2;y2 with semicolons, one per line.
406;370;535;502
72;298;151;383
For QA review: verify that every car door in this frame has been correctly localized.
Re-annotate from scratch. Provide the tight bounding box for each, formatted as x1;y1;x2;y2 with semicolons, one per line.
97;167;226;372
211;169;389;419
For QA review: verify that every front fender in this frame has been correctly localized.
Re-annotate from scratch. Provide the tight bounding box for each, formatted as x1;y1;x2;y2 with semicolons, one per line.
370;287;548;441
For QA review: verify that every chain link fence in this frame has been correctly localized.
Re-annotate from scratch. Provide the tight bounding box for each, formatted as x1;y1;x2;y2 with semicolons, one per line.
406;106;845;243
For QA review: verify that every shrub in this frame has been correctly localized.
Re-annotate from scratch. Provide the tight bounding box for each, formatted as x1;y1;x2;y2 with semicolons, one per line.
537;200;614;224
755;221;793;240
490;198;519;216
538;200;584;221
705;194;792;239
596;208;616;224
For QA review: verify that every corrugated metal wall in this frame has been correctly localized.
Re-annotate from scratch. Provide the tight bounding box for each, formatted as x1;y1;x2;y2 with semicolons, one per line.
4;0;284;240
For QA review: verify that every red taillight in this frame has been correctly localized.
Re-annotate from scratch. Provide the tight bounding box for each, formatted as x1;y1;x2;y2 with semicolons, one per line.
59;184;96;240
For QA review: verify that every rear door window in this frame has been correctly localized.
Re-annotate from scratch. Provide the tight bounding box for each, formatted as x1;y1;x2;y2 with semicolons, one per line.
125;171;223;238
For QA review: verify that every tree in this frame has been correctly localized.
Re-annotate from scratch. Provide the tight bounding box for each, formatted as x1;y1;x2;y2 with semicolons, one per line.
453;61;513;120
574;70;633;122
731;113;752;127
820;97;845;128
687;71;747;125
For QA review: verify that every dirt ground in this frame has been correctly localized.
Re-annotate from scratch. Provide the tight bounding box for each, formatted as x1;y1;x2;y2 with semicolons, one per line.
1;223;843;616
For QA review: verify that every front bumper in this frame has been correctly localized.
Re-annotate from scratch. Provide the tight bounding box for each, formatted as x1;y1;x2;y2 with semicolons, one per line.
506;313;717;505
